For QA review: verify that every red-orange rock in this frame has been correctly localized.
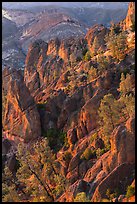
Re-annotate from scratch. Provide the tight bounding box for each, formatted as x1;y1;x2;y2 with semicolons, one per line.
92;163;135;202
122;2;135;31
85;24;109;53
3;68;41;142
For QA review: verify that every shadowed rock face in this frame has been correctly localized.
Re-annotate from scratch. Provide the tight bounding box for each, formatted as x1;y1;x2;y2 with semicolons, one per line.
3;68;41;142
2;17;18;39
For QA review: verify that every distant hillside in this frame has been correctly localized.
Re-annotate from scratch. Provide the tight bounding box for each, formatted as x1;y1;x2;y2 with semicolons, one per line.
2;3;128;69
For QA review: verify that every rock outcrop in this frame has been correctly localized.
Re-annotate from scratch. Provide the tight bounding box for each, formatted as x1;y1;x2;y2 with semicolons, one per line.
57;115;135;202
92;163;135;202
86;116;135;201
24;40;48;96
85;24;109;53
3;68;41;142
122;2;135;31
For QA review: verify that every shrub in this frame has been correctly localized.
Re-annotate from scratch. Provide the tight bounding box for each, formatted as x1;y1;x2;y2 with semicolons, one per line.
105;142;111;151
106;188;121;201
88;67;98;81
119;73;135;96
131;20;135;32
90;132;98;144
83;51;91;61
81;147;96;160
44;128;67;152
105;30;128;61
126;185;135;198
96;148;106;158
112;25;122;35
97;55;109;73
74;192;90;202
64;151;72;163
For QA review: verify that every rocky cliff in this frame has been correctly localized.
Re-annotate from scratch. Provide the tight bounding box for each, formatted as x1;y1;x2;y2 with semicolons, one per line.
2;2;135;202
121;2;135;31
3;67;41;143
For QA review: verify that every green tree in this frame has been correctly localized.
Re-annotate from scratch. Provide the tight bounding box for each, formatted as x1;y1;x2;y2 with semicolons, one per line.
16;138;68;202
105;29;128;61
81;147;96;160
131;20;135;32
44;128;67;152
2;166;21;202
118;73;135;119
120;94;135;119
98;94;121;137
126;185;135;199
97;54;109;74
106;188;119;202
110;22;122;35
92;36;100;55
88;66;98;81
118;73;135;96
83;51;91;61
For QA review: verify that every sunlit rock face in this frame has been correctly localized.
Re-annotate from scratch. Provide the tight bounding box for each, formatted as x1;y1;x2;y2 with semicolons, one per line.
3;67;41;142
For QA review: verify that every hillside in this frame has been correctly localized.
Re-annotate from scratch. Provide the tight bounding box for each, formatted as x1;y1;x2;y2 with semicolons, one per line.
2;3;128;69
2;2;135;202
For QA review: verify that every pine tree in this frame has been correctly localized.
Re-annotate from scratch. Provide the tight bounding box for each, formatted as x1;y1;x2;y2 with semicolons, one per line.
98;94;121;137
16;138;68;202
97;54;109;74
118;73;135;119
2;166;21;202
105;27;128;61
119;73;135;96
83;51;91;61
120;94;135;119
92;36;100;55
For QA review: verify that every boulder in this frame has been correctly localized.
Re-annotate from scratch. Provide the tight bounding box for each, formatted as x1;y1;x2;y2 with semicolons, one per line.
24;40;48;95
78;160;88;178
68;152;81;172
73;180;90;197
92;163;135;202
67;166;79;184
67;128;78;145
125;116;135;133
110;121;135;164
7;153;17;173
77;90;107;135
118;194;125;202
2;139;12;154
